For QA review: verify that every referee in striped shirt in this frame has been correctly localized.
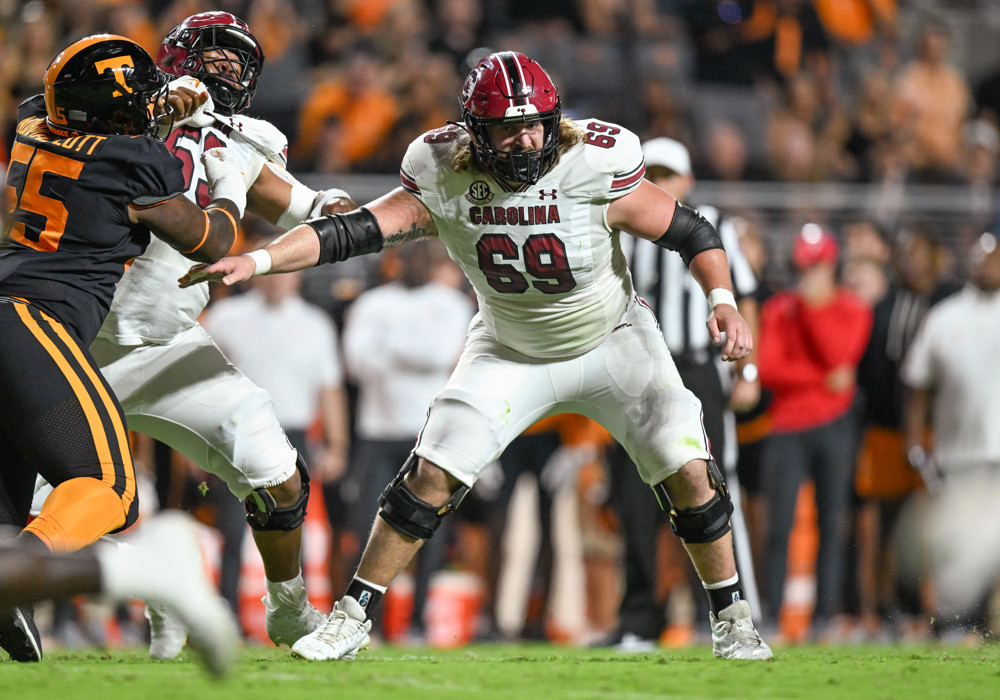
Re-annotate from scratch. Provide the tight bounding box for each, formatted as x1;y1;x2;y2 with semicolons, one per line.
605;138;762;649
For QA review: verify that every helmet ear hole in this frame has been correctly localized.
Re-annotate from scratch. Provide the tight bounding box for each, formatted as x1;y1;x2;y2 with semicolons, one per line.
460;51;562;184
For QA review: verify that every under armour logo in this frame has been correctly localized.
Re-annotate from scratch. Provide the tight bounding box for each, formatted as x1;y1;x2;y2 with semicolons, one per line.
538;189;558;200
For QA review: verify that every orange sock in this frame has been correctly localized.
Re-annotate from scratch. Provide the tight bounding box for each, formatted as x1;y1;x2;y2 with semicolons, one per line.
24;478;130;552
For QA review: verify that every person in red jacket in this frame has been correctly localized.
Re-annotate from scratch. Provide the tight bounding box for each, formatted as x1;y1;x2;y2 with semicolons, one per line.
758;224;873;638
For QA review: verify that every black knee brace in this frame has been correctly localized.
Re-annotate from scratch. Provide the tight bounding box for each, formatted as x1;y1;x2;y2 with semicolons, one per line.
244;452;310;531
378;453;469;541
654;459;733;544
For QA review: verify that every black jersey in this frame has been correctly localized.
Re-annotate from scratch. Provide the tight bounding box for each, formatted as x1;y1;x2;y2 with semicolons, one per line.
0;96;185;345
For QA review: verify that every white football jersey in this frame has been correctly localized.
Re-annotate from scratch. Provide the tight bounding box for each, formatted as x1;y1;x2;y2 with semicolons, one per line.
99;117;286;344
400;118;645;359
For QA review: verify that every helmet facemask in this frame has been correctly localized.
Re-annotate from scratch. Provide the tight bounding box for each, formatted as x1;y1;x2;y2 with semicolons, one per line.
158;14;264;116
466;107;562;185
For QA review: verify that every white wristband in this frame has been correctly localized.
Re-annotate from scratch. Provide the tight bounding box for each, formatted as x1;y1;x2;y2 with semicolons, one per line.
244;249;272;275
707;288;737;309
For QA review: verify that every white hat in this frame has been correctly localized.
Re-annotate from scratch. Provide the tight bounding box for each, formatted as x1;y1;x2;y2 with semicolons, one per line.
641;137;692;176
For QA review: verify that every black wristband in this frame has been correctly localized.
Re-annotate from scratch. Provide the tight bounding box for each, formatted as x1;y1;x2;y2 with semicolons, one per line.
307;207;384;266
653;201;724;266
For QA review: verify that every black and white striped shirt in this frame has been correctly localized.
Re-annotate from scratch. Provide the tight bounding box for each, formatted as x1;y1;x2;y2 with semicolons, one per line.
625;205;758;357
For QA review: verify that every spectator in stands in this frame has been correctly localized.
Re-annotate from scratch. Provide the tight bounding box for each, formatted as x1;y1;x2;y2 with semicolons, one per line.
639;77;694;150
378;53;461;174
702;120;753;181
365;0;430;63
890;19;971;183
679;0;763;86
844;68;895;182
767;70;854;182
840;220;891;306
961;118;1000;188
812;0;898;91
758;224;872;639
293;46;400;173
504;0;586;35
427;0;486;74
737;0;832;85
0;1;60;144
812;0;897;47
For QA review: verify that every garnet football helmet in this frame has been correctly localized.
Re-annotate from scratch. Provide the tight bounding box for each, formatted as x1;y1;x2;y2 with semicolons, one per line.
460;51;562;184
157;12;264;116
44;34;170;138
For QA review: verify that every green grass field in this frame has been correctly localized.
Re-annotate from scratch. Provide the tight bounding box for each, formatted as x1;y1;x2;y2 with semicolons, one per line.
3;642;998;700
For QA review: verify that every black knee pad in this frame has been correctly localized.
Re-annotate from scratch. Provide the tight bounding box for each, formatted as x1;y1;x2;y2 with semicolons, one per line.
244;452;310;531
668;492;733;543
378;453;469;541
654;459;733;544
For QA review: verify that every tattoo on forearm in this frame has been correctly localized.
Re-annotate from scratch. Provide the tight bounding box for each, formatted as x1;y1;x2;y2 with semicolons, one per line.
383;223;430;248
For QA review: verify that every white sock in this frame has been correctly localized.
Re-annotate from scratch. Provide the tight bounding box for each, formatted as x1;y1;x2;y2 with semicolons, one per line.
266;572;307;606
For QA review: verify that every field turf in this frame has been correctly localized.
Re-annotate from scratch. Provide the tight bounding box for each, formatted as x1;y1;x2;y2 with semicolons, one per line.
2;642;998;700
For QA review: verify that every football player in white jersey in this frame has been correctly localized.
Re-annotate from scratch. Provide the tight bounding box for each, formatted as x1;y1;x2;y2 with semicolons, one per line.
34;12;353;657
182;51;773;661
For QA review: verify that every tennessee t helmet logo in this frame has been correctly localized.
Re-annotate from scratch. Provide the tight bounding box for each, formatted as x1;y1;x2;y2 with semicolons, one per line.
94;56;136;96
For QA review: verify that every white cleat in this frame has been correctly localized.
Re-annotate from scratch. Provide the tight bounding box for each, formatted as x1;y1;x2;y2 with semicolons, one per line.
710;600;774;661
146;603;187;659
291;596;372;661
100;511;241;676
264;594;325;647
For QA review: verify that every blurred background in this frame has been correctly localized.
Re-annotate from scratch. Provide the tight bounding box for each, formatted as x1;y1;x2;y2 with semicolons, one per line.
3;0;1000;654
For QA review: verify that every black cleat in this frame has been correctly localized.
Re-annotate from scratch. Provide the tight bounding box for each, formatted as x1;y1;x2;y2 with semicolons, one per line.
0;605;43;662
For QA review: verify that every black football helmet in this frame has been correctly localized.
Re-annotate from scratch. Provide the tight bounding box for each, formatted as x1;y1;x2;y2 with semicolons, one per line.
157;12;264;116
44;34;169;138
460;51;562;184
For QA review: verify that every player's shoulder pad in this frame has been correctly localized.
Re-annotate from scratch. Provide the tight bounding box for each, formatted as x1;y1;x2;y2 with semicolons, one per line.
105;132;182;168
566;118;644;198
576;118;643;175
212;113;288;166
116;138;185;204
401;124;468;195
17;94;46;122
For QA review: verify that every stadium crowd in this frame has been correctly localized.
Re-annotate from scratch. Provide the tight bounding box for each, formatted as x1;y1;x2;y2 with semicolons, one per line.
3;0;1000;656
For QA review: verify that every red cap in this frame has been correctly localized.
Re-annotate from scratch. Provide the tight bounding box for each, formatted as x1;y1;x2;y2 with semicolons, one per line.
793;224;839;269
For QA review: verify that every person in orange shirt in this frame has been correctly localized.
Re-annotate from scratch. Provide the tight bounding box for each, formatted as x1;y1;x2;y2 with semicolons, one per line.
293;49;399;172
891;20;971;180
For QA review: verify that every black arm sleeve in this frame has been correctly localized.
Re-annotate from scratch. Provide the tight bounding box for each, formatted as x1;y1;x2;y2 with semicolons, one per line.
307;207;384;265
652;201;724;267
